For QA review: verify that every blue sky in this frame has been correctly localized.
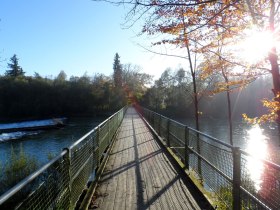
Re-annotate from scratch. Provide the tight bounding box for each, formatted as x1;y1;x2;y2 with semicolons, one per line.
0;0;184;79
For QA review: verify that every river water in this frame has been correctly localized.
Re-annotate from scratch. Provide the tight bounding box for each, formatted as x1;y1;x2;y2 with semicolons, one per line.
1;117;279;168
0;117;105;169
0;115;279;196
179;118;280;157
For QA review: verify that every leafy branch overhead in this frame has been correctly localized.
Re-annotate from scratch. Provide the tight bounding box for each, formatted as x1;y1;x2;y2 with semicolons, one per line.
101;0;280;125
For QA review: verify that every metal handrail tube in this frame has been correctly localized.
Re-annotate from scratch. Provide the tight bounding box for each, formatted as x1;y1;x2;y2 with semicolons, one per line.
141;107;280;210
0;106;127;209
70;128;97;150
240;187;271;210
69;107;123;150
188;147;233;183
143;108;233;149
0;149;68;205
188;127;234;149
169;131;185;146
168;117;190;128
241;150;280;170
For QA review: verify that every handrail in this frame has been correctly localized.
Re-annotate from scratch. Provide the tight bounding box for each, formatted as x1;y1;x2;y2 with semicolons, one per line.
188;127;234;149
0;149;68;205
69;127;97;150
139;106;280;210
145;108;234;149
0;106;127;209
69;109;123;150
241;149;280;170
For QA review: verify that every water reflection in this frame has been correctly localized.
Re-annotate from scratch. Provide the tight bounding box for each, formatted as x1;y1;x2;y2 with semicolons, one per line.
246;124;268;191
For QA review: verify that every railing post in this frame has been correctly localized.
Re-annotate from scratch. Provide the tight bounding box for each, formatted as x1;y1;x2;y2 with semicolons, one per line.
196;132;202;175
96;126;100;168
167;119;170;147
108;117;111;144
184;126;190;170
158;115;161;136
63;147;72;207
232;147;241;210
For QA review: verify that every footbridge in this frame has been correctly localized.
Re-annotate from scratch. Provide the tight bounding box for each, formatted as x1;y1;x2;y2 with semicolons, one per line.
0;106;279;210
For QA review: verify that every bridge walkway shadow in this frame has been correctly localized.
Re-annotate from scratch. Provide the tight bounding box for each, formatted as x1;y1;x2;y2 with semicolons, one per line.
90;107;206;210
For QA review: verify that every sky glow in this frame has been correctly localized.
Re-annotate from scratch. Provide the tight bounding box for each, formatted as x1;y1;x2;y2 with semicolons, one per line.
239;28;279;64
0;0;183;79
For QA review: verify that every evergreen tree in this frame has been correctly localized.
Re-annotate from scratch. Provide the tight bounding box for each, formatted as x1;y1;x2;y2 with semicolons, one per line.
113;53;122;87
5;54;25;77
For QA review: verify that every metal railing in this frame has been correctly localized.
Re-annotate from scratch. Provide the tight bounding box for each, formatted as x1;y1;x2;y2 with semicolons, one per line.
139;107;280;210
0;106;127;210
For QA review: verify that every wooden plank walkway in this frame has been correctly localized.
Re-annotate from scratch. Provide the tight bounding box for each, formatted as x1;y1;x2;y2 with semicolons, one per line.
89;107;206;210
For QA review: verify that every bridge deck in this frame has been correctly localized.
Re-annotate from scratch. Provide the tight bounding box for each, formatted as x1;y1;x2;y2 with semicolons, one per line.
89;107;204;210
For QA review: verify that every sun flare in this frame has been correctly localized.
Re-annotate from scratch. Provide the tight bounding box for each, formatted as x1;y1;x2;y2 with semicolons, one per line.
246;125;268;191
239;29;276;64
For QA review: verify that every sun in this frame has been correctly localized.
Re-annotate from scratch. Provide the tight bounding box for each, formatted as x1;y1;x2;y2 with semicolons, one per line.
238;29;276;64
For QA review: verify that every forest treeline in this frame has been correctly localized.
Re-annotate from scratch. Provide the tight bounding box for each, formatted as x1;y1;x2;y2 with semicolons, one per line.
0;73;125;120
0;53;152;121
0;54;274;121
140;68;273;120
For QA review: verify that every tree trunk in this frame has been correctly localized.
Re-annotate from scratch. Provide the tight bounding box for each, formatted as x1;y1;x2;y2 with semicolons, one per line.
193;75;200;131
268;0;280;145
226;87;233;146
269;47;280;145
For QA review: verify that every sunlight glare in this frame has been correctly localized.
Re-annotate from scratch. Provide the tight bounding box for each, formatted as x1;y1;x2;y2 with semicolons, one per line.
239;30;274;64
246;124;268;191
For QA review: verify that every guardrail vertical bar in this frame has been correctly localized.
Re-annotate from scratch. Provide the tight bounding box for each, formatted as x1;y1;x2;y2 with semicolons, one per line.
185;126;190;170
232;147;241;210
167;119;170;147
108;117;111;145
63;147;72;207
96;126;100;168
158;114;161;136
197;131;202;175
152;112;155;127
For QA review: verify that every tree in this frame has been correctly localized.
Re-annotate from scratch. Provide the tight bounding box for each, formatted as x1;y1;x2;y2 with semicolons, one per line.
5;54;25;77
98;0;280;141
113;53;123;88
141;6;208;131
55;70;67;82
122;63;152;103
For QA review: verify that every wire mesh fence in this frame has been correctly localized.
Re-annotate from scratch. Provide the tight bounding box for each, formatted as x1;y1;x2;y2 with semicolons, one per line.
0;106;127;210
141;107;280;210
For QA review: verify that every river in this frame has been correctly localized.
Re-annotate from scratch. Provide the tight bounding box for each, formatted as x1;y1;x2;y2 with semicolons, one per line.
0;117;106;169
0;115;279;195
1;116;279;168
178;118;280;163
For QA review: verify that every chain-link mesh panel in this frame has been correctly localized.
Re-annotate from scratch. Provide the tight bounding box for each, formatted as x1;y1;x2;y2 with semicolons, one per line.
99;123;109;161
70;157;93;206
141;108;280;209
188;130;233;208
159;116;169;141
153;113;160;134
169;120;185;160
70;132;96;207
241;152;280;209
0;152;70;210
0;107;127;210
